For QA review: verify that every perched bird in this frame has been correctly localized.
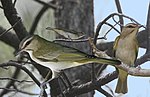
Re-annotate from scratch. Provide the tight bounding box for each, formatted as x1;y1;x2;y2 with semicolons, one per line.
18;35;121;79
113;23;140;94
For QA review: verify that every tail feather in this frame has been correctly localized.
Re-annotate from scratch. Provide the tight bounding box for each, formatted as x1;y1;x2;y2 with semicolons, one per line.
75;57;121;66
96;57;121;65
115;69;128;94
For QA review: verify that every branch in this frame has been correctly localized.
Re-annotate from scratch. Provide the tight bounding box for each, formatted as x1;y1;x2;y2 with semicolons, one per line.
63;71;118;97
0;87;39;96
0;68;20;96
115;0;124;30
1;0;28;41
146;2;150;53
117;63;150;77
0;77;33;83
29;1;51;34
0;19;21;37
33;0;58;10
135;53;150;66
94;13;145;44
0;61;47;97
0;27;19;50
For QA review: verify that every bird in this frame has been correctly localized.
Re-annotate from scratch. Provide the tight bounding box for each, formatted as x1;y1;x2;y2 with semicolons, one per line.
17;35;121;79
113;23;140;94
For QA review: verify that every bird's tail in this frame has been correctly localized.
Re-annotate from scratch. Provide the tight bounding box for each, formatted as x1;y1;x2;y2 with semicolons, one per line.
94;57;121;65
74;57;121;66
115;69;128;94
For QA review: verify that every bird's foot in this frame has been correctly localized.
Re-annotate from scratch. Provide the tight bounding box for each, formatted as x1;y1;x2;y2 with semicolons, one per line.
136;65;141;70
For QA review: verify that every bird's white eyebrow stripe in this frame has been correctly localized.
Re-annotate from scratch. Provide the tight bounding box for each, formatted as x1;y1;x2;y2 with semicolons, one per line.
19;36;33;50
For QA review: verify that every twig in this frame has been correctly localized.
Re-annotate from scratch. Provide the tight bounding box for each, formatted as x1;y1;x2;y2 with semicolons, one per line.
29;1;51;34
0;87;39;96
104;22;120;34
13;0;17;6
33;0;58;10
115;0;124;30
63;71;118;97
97;87;113;97
0;19;21;37
94;13;145;44
146;3;150;53
0;61;47;97
135;53;150;66
0;68;20;97
0;6;3;9
0;27;19;50
0;77;33;83
1;0;28;40
104;85;115;96
54;37;106;43
103;21;120;39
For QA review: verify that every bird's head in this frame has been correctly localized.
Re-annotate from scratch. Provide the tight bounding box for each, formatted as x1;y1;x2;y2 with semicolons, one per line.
121;23;141;38
18;35;41;53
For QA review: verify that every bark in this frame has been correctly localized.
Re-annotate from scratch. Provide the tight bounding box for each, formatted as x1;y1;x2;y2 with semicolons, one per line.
51;0;95;97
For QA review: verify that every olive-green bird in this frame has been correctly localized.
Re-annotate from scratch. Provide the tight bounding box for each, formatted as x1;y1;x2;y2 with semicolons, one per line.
114;23;140;94
18;35;121;79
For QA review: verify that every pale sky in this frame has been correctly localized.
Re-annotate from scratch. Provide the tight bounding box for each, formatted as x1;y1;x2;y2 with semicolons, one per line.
94;0;150;97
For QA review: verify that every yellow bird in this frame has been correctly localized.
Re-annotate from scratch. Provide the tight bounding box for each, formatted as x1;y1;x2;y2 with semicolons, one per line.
113;23;140;94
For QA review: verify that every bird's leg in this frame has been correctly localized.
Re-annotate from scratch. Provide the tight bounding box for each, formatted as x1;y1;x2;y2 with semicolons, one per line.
135;64;141;70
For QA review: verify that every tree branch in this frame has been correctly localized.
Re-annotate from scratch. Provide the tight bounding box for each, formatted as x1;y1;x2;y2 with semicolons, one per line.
29;1;52;34
1;0;28;41
33;0;58;10
0;27;19;50
115;0;124;30
146;2;150;53
0;61;47;97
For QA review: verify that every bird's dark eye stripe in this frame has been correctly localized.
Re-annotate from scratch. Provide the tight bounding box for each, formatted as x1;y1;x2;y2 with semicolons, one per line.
25;40;31;46
127;25;134;28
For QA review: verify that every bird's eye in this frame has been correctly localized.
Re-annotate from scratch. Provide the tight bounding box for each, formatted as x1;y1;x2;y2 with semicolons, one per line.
127;25;134;28
25;40;31;46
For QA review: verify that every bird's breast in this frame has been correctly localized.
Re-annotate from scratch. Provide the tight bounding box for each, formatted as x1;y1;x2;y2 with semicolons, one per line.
115;37;137;65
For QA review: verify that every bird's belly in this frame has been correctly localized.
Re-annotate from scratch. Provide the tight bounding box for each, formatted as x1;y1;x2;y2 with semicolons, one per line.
37;61;79;72
27;51;81;71
116;43;136;65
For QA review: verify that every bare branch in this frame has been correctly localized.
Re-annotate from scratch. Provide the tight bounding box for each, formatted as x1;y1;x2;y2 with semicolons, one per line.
54;37;106;43
0;19;21;37
63;71;118;97
0;87;39;96
0;27;19;50
0;61;47;97
33;0;58;10
0;68;20;97
29;0;56;35
96;87;113;97
1;0;28;40
135;53;150;66
146;2;150;53
94;13;145;44
116;63;150;77
115;0;124;30
0;77;33;83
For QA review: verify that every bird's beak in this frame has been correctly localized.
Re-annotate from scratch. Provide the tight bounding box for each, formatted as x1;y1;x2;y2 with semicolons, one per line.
15;49;29;61
15;49;23;57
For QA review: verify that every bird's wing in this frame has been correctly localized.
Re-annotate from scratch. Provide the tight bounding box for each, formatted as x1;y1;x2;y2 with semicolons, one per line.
113;36;120;57
34;45;87;62
134;39;139;62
